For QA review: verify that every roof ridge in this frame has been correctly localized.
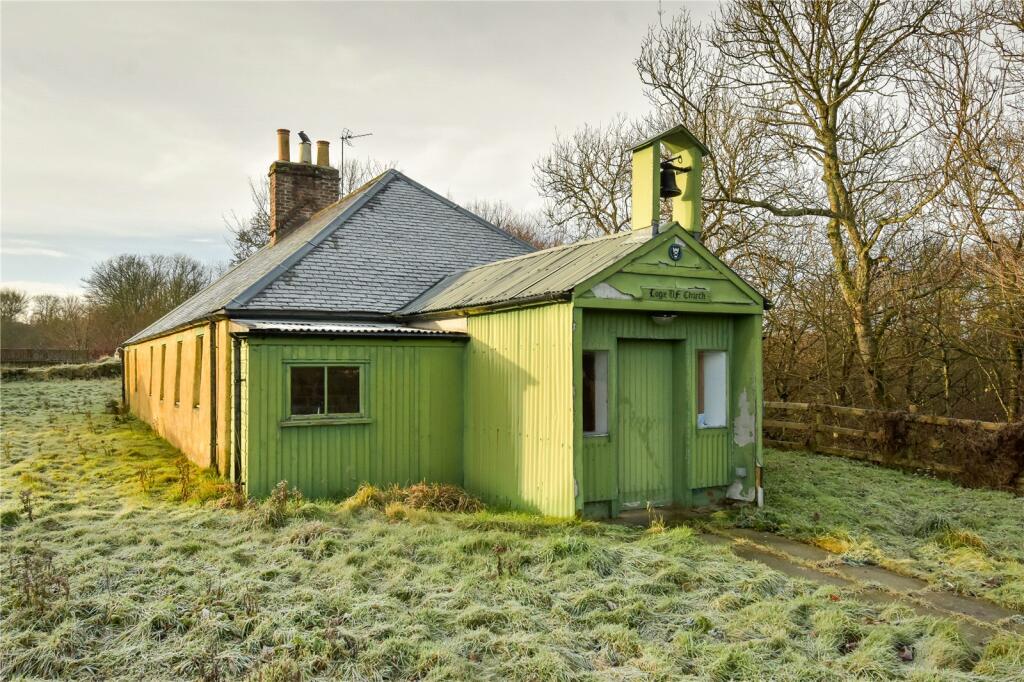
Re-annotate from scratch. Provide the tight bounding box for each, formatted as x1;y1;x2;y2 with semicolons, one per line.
389;170;538;252
300;168;399;227
227;171;399;309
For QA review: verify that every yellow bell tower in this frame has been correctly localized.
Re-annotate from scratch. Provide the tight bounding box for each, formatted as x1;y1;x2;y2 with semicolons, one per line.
630;124;710;237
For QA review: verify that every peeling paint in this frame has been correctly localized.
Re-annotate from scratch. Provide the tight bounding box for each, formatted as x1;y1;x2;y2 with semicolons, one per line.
733;388;756;447
726;478;755;502
591;282;634;300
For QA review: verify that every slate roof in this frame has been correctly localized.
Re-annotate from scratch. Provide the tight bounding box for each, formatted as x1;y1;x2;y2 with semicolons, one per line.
400;228;655;315
125;170;533;345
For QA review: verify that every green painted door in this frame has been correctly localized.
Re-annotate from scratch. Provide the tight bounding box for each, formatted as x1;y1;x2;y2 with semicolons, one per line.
617;340;674;507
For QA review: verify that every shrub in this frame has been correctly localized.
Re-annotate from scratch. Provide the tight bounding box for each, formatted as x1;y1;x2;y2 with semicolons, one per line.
0;356;122;382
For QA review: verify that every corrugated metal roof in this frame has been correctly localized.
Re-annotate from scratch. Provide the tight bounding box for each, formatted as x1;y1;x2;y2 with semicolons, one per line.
234;319;466;337
124;169;532;345
400;228;654;315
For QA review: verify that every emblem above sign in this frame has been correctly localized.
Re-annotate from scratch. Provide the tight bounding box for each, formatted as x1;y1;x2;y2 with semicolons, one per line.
668;243;683;261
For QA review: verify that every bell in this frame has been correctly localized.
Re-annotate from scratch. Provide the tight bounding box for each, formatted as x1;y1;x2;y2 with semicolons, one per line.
659;165;682;198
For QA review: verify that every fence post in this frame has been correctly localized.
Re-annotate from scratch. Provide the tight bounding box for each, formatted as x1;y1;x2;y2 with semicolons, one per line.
805;403;821;451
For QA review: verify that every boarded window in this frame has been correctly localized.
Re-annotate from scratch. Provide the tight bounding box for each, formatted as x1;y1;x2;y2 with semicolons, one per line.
290;365;363;417
192;336;204;408
583;351;609;435
697;350;727;428
149;347;154;396
173;341;183;405
159;345;166;401
133;349;139;393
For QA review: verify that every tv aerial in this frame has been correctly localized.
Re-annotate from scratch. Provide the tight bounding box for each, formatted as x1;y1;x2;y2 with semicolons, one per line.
339;128;373;193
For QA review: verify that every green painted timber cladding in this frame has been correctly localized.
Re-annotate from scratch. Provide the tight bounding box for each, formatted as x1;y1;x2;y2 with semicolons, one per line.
464;303;576;517
242;337;465;498
579;309;736;509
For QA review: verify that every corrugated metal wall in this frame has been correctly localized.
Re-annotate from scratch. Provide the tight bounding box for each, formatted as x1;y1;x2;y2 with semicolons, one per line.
243;337;465;498
580;310;735;509
464;303;576;517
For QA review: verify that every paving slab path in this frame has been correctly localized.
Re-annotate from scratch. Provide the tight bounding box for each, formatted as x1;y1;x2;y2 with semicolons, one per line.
612;511;1023;646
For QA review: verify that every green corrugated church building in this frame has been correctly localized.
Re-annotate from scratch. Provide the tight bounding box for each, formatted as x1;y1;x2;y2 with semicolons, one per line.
123;125;766;518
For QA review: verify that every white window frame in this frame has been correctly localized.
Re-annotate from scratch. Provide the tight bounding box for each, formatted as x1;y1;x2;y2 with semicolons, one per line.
697;350;727;429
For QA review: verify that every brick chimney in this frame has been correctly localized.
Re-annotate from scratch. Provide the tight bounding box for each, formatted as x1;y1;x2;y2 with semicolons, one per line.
268;129;340;244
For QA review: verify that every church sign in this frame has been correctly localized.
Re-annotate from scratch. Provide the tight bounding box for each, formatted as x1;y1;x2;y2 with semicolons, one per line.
644;287;710;303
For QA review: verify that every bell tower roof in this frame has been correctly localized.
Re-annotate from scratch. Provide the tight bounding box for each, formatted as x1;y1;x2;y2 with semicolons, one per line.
630;123;710;156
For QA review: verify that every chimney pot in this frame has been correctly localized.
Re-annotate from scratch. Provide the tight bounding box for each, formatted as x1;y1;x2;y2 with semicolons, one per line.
268;129;340;245
316;140;330;167
276;129;290;162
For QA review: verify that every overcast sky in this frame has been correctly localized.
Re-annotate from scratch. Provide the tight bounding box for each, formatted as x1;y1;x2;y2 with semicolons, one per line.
1;1;712;298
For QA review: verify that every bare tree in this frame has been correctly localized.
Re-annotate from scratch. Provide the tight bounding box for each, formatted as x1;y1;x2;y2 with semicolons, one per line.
533;115;644;241
84;253;211;348
463;199;557;249
339;156;393;197
639;1;956;407
224;178;271;264
922;8;1024;418
31;294;93;351
0;288;30;323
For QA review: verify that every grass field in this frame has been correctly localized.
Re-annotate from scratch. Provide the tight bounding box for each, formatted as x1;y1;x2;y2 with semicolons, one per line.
720;450;1024;613
2;378;1023;680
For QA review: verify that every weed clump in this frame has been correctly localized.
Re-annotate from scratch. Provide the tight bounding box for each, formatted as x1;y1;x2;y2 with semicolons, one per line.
19;489;34;522
913;513;953;538
212;482;249;510
403;482;484;512
7;544;70;611
935;528;989;553
1;508;21;528
250;481;304;528
340;482;483;514
173;456;194;501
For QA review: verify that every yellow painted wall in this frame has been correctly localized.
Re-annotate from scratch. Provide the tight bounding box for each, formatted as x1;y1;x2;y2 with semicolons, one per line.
463;303;576;517
125;320;232;471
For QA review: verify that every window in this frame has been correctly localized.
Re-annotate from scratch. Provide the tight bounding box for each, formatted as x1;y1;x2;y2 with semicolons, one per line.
289;365;363;417
583;351;608;435
173;340;183;405
159;344;167;401
697;350;727;428
192;336;204;408
149;347;154;396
